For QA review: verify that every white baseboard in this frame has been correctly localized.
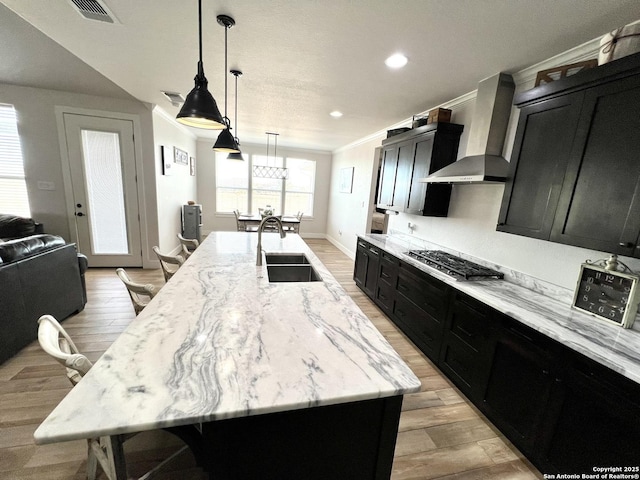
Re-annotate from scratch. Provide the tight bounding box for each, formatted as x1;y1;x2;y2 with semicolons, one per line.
325;234;356;260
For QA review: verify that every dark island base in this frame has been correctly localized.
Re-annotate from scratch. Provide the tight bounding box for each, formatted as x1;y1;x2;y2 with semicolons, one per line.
197;396;403;480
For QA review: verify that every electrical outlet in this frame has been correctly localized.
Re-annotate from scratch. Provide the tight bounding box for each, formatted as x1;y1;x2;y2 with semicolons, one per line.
339;230;342;236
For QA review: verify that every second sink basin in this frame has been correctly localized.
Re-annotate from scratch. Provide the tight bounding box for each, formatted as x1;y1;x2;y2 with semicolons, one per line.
267;265;322;282
265;253;310;265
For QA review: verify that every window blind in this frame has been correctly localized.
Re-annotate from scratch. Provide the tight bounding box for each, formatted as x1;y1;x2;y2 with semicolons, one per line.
0;104;30;217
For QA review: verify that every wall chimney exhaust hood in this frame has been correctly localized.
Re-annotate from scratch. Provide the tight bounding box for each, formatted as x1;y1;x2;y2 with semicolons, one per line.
421;72;515;184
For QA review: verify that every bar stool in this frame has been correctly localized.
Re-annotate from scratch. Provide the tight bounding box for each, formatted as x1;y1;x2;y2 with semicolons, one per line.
115;268;156;315
152;246;184;282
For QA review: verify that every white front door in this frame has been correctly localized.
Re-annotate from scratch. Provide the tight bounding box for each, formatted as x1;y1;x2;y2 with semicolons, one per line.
62;114;142;267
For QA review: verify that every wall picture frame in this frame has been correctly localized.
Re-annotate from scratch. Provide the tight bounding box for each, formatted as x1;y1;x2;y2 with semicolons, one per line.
340;167;354;193
190;157;196;176
161;146;172;176
174;147;189;166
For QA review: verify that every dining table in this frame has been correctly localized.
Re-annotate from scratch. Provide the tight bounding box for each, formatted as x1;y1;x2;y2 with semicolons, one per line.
237;213;300;232
34;232;420;479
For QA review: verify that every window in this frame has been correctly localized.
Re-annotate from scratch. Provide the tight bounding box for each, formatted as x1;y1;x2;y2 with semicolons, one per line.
0;104;30;217
215;153;249;212
251;154;283;213
215;152;315;217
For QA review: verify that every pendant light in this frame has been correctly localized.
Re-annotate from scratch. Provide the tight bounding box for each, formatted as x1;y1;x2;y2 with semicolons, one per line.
176;0;225;129
213;15;240;153
227;69;244;160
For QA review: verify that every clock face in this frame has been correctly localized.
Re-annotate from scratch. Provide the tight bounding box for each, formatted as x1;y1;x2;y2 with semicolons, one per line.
574;266;635;325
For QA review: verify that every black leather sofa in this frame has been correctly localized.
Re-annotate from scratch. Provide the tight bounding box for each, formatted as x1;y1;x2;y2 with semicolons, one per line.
0;215;88;363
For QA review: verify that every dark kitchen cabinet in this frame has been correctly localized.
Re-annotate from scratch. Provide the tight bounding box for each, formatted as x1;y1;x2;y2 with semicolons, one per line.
498;52;640;256
497;93;584;239
374;250;399;316
354;240;380;298
482;317;557;456
392;262;451;362
377;123;463;216
354;237;640;474
438;292;497;403
377;144;399;209
550;74;640;255
539;354;640;474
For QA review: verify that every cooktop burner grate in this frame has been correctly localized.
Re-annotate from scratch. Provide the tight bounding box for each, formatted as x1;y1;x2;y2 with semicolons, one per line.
405;250;504;280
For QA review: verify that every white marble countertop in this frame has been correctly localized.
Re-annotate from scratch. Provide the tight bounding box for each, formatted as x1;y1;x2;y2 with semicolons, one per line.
359;233;640;385
34;233;420;444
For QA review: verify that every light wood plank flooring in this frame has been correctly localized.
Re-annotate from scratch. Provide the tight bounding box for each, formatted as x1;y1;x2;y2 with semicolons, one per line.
0;238;542;479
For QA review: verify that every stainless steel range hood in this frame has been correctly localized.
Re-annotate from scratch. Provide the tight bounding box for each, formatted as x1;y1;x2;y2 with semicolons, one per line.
421;72;515;184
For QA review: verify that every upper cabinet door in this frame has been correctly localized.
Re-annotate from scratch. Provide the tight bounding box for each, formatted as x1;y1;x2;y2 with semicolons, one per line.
391;140;415;212
377;145;398;208
497;93;584;239
550;74;640;256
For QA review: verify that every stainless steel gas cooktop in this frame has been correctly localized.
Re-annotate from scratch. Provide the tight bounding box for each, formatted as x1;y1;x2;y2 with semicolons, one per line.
405;250;504;281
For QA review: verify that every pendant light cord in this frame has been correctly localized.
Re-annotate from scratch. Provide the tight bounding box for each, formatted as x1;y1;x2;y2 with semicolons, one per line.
234;73;238;138
223;24;229;126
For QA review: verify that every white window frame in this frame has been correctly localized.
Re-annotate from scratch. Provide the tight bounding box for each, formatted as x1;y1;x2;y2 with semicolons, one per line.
215;153;315;218
0;104;31;217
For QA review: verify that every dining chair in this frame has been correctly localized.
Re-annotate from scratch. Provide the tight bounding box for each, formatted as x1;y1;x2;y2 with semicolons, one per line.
233;209;245;231
177;233;199;259
234;209;258;232
152;246;184;282
37;315;189;480
115;268;156;315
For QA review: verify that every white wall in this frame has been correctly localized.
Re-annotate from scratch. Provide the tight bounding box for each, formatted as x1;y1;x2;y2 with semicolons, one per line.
152;108;198;254
196;140;331;237
326;38;640;292
0;82;160;266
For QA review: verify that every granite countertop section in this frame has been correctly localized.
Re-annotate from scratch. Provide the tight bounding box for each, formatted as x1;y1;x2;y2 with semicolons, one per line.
360;233;640;385
34;232;420;444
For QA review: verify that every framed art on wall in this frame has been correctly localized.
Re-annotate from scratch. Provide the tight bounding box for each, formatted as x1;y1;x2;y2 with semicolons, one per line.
340;167;354;193
174;147;189;165
161;146;172;175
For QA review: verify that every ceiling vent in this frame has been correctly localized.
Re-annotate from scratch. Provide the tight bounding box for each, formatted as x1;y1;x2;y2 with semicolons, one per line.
68;0;118;24
162;91;185;107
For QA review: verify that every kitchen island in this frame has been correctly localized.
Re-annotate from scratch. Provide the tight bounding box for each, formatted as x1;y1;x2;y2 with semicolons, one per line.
34;232;420;479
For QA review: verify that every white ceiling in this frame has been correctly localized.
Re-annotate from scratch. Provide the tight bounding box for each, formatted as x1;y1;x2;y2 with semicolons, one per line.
1;0;640;151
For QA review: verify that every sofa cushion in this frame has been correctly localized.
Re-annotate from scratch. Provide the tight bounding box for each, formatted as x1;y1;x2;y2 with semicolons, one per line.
0;214;38;239
0;234;65;264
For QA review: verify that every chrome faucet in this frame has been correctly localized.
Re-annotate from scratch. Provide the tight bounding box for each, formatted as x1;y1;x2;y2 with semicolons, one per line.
256;216;286;266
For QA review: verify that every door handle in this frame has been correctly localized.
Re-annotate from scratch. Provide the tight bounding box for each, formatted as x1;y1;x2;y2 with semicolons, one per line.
76;212;84;217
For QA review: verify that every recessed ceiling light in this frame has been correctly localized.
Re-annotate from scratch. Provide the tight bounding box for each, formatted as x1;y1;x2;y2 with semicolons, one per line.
330;111;343;118
385;53;408;69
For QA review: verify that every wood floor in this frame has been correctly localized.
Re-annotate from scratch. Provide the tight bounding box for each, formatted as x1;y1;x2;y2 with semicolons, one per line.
0;238;542;480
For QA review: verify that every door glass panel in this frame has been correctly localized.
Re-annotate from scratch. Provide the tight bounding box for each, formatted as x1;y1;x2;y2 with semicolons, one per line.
81;129;129;254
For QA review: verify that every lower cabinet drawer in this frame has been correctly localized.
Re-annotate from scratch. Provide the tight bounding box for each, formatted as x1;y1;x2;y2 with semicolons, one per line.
375;281;394;315
393;294;445;361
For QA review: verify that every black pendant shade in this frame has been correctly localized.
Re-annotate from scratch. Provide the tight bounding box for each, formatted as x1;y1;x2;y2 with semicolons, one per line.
226;151;245;160
227;69;244;160
176;0;225;129
213;126;240;153
213;15;240;154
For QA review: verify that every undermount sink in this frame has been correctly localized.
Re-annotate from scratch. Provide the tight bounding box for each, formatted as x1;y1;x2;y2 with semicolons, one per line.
267;264;322;283
265;253;310;265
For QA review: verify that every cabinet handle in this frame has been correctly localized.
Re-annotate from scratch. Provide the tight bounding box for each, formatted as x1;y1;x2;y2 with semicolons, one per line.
358;242;367;248
381;272;390;278
457;325;474;338
508;326;534;343
369;248;379;256
379;293;387;300
542;369;550;375
619;242;634;248
398;284;409;292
